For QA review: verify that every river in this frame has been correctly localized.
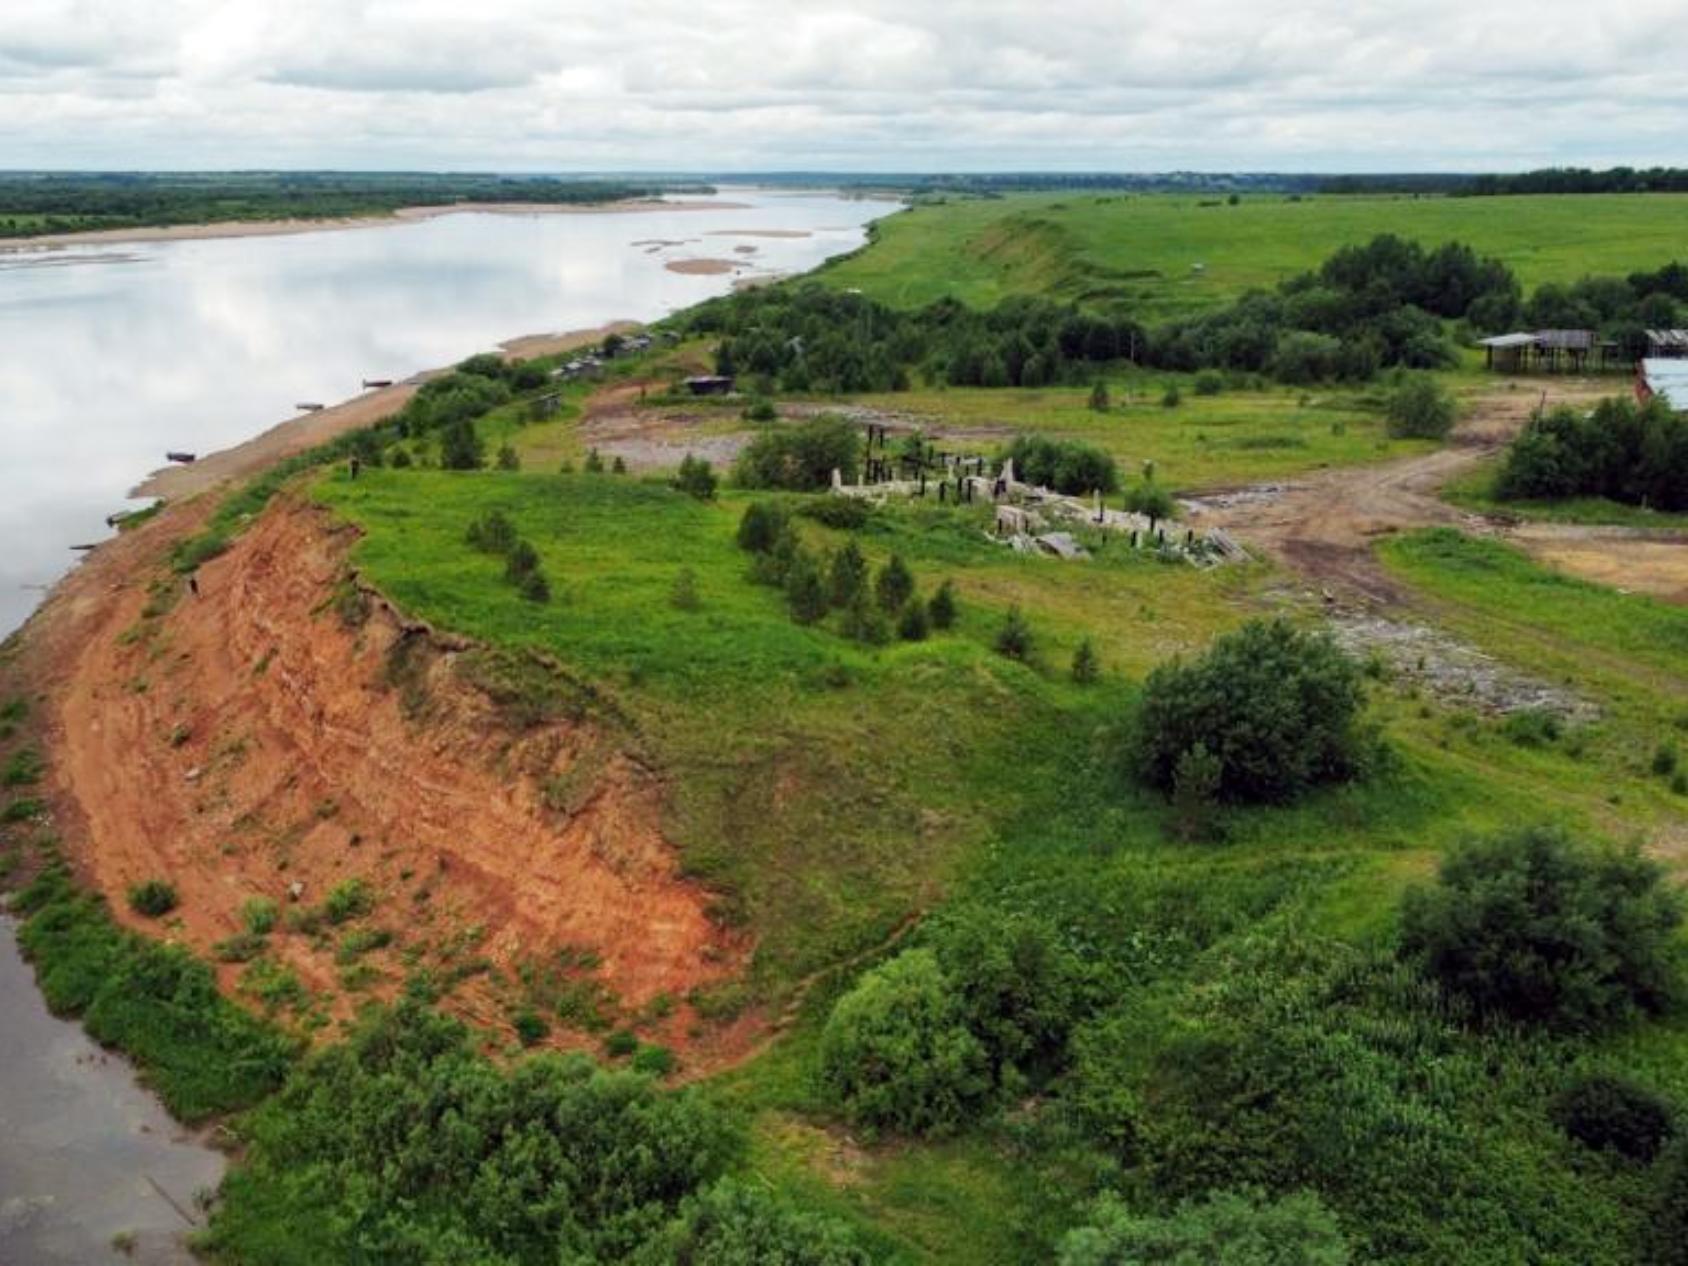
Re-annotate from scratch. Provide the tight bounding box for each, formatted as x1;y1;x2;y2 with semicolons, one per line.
0;187;888;1262
0;188;889;638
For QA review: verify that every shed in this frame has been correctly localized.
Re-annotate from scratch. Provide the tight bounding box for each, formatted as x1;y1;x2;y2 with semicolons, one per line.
684;375;735;397
1646;330;1688;358
1478;332;1537;373
1638;359;1688;412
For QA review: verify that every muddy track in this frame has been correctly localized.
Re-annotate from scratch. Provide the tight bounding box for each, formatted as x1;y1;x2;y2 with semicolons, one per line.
1188;380;1675;607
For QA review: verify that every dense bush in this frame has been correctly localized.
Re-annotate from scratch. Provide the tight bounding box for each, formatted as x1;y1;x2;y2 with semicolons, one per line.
1553;1073;1676;1161
1058;1189;1350;1266
635;1180;874;1265
818;949;990;1136
1133;619;1366;805
674;454;719;500
205;999;735;1263
1653;1142;1688;1265
1384;374;1457;439
734;417;861;491
736;501;789;554
1001;435;1121;494
128;878;179;918
1495;396;1688;510
1400;827;1683;1032
927;580;958;630
17;869;293;1120
874;554;914;612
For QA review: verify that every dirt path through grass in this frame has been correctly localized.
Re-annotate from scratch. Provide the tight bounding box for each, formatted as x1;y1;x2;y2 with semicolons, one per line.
1187;379;1664;605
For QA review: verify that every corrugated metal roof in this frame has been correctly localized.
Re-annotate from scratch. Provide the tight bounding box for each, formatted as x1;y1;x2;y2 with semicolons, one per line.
1536;328;1597;350
1647;329;1688;349
1641;358;1688;411
1479;332;1538;347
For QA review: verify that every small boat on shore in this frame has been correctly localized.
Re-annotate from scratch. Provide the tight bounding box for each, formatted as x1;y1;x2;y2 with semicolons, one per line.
165;451;195;464
362;378;394;389
295;402;325;412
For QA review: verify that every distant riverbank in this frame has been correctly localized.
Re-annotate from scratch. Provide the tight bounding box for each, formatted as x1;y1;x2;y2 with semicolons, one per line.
0;198;751;253
133;320;637;501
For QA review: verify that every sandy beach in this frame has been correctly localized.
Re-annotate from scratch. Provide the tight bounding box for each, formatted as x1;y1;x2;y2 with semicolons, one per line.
0;198;752;253
133;321;632;500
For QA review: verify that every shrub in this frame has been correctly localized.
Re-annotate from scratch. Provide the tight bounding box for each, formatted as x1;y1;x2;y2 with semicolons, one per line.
1058;1189;1350;1266
322;878;374;926
1125;480;1176;524
818;949;989;1136
784;552;829;626
797;497;872;530
928;580;958;630
439;419;484;470
841;594;890;646
1134;619;1365;805
518;569;552;604
641;1179;873;1266
1495;396;1688;510
994;607;1033;662
734;416;861;490
670;568;701;612
204;1000;733;1262
828;540;868;608
1169;741;1224;842
465;510;518;555
1654;741;1679;777
1194;370;1224;396
612;456;627;474
631;1044;676;1076
1088;380;1110;412
496;444;520;471
742;398;777;422
898;601;929;642
1384;373;1457;439
584;447;606;473
512;1009;549;1047
604;1029;639;1058
1400;826;1684;1031
673;454;718;500
1553;1073;1676;1161
875;553;914;613
1161;384;1182;408
1001;435;1120;494
128;879;178;918
736;501;788;554
504;540;541;582
242;896;279;936
1070;639;1099;684
1653;1142;1688;1265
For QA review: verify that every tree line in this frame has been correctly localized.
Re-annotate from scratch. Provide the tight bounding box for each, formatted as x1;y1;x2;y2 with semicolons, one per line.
691;232;1682;392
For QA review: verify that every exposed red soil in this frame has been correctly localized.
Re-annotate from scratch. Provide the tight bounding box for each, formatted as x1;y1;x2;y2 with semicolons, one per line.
18;495;753;1062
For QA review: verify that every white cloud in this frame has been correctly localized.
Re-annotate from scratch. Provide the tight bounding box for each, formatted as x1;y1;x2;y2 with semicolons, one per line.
0;0;1685;169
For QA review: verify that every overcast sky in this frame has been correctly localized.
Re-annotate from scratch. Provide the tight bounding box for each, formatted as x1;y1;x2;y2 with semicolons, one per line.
4;0;1686;172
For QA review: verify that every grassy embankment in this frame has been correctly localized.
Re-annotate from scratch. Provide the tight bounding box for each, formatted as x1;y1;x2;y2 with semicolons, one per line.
1443;460;1688;529
824;191;1688;319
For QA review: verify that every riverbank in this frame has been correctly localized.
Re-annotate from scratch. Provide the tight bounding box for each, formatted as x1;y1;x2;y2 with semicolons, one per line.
0;198;752;253
133;321;635;500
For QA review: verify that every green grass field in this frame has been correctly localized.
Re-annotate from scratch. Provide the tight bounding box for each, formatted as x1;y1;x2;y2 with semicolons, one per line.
823;193;1688;318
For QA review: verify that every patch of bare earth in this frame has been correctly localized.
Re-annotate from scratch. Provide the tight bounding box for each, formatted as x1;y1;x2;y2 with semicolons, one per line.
19;495;753;1064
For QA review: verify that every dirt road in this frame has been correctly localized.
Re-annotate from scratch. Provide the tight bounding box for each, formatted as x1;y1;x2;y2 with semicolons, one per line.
1186;380;1687;605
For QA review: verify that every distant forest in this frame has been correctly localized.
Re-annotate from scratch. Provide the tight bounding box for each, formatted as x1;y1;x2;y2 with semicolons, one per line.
743;167;1688;198
0;172;712;239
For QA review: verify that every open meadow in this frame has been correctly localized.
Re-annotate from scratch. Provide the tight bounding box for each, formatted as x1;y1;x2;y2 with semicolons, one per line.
823;191;1688;319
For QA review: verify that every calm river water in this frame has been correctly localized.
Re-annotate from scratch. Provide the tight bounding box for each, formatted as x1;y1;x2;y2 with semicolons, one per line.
0;188;888;638
0;188;887;1263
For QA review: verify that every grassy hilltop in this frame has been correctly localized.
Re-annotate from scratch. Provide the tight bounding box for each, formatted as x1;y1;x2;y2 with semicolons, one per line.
822;191;1688;318
5;190;1688;1264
